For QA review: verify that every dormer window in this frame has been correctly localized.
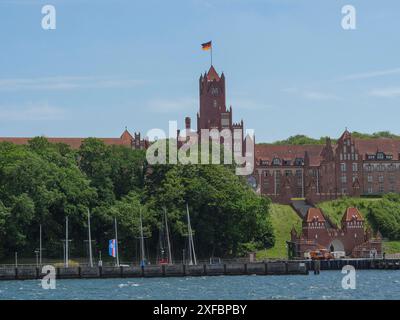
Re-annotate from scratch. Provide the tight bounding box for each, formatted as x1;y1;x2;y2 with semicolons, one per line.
272;158;281;165
377;152;385;160
294;158;304;166
283;160;291;166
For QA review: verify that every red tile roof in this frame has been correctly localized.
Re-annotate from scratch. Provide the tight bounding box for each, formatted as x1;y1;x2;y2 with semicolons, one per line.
342;207;364;222
207;65;220;81
354;138;400;160
255;144;324;166
0;133;133;149
305;208;326;222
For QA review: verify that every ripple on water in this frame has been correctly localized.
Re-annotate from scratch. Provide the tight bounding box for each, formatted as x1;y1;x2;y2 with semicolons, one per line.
1;270;400;300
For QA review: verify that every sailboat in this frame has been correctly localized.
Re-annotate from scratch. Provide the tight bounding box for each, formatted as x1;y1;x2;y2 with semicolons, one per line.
139;209;147;267
157;207;173;265
186;203;197;265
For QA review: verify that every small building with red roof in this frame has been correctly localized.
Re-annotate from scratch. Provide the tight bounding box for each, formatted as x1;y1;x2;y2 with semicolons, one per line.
289;207;382;258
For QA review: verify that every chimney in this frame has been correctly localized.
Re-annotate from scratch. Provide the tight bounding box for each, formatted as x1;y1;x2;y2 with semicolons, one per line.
185;117;191;129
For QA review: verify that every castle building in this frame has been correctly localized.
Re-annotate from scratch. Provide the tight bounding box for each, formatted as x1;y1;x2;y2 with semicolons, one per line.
0;129;147;150
253;130;400;204
180;65;245;155
288;207;382;258
1;65;399;206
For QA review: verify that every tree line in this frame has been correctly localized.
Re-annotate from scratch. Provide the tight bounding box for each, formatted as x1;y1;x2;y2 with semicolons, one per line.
0;137;274;262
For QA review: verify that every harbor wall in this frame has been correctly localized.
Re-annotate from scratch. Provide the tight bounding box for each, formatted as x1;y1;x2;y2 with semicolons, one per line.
1;259;397;281
0;261;308;281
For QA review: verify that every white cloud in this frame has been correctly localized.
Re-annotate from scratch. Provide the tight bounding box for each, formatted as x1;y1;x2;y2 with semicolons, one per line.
230;98;275;110
369;87;400;98
0;76;145;91
146;98;197;113
341;68;400;81
282;88;339;101
0;103;65;121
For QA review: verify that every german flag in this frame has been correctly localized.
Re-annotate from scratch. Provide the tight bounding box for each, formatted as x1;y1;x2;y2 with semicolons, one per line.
201;41;212;51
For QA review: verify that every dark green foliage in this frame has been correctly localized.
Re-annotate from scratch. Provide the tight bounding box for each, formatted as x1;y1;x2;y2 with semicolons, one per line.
259;131;400;145
0;138;274;261
318;195;400;240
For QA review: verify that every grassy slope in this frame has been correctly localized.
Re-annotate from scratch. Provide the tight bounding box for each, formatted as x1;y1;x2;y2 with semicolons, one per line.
258;199;400;259
257;204;302;259
316;197;382;228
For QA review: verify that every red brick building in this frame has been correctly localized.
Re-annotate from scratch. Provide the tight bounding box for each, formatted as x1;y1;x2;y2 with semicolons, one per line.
0;129;147;150
180;65;245;155
254;130;400;204
289;207;382;258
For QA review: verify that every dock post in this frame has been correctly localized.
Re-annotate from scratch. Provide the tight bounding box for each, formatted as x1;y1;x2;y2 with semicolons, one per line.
264;263;268;275
203;264;207;276
120;265;124;278
141;266;145;277
36;267;40;279
15;267;18;280
182;264;186;276
99;266;102;278
223;264;227;275
244;263;248;275
162;265;166;277
285;262;289;274
313;260;320;275
78;266;82;278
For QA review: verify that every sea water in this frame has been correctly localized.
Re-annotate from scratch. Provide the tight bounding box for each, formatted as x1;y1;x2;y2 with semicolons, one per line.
0;270;399;300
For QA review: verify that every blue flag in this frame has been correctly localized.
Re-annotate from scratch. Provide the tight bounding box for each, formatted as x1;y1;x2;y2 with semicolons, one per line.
109;239;116;257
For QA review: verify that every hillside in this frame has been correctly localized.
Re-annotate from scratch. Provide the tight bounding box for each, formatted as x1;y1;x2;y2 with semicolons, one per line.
257;204;302;259
257;197;400;259
258;131;400;146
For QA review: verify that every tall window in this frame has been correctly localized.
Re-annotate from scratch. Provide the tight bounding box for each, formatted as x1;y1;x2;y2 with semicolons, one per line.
352;163;358;172
341;163;346;172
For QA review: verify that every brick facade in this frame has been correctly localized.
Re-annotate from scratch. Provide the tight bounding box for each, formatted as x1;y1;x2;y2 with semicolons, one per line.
254;130;400;204
290;207;382;258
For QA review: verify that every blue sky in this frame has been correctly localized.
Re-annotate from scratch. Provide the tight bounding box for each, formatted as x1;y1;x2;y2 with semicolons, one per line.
0;0;399;142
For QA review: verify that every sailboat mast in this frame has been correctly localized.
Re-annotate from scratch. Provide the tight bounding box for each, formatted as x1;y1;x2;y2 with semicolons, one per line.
140;209;146;266
87;209;93;267
164;207;173;265
186;203;197;265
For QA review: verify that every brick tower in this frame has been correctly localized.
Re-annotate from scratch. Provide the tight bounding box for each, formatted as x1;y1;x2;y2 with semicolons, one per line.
197;65;237;132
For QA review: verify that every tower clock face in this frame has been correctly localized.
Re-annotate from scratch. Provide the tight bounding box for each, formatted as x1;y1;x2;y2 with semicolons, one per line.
211;87;219;96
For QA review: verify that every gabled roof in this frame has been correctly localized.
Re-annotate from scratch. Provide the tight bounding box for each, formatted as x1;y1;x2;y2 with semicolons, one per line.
339;129;351;141
305;208;326;222
342;207;364;222
207;65;220;81
255;144;324;166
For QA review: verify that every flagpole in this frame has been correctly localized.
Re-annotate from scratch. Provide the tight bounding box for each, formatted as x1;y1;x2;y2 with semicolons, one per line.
114;217;119;267
87;209;93;268
211;45;213;66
